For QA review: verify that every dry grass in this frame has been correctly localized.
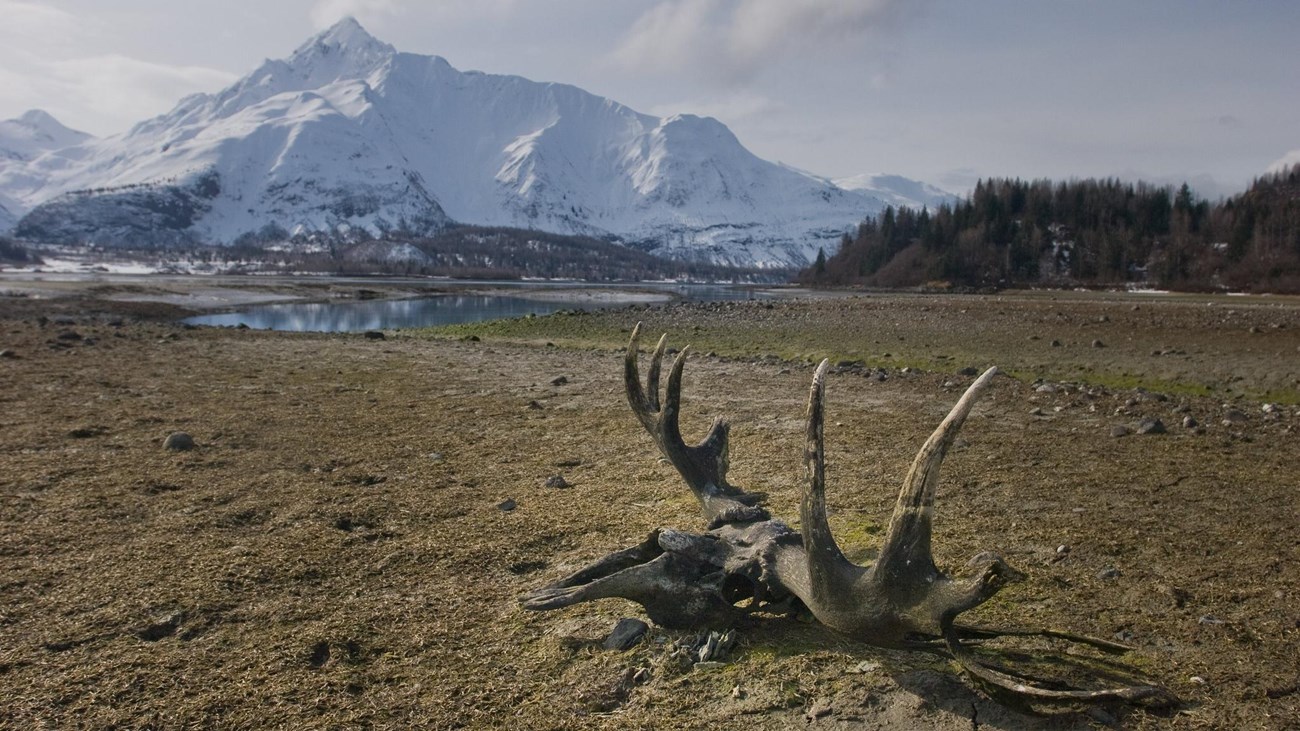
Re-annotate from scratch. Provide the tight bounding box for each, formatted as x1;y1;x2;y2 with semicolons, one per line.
0;289;1297;729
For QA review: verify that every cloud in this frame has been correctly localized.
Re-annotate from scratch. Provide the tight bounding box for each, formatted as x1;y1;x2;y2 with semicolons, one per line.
309;0;400;29
309;0;520;30
45;55;238;130
1267;149;1300;175
613;0;912;80
0;1;78;41
648;91;784;124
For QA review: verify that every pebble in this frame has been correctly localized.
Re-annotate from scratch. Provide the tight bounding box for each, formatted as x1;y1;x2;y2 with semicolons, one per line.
496;498;516;512
1050;339;1063;347
1190;675;1207;686
603;618;649;651
1029;407;1045;417
1091;339;1106;348
1110;425;1131;438
1136;418;1166;435
550;375;568;386
1222;408;1249;424
0;349;17;359
163;432;195;451
1182;416;1198;428
1035;383;1058;394
543;475;570;489
1097;566;1121;580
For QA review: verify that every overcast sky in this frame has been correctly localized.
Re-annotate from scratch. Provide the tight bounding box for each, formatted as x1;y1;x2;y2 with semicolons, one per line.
1;0;1296;197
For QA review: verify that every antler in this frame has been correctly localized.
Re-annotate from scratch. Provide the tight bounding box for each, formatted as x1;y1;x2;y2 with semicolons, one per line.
522;328;1177;711
624;323;768;528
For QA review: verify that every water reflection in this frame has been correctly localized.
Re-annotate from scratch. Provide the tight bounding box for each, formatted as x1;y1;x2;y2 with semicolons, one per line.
184;286;775;332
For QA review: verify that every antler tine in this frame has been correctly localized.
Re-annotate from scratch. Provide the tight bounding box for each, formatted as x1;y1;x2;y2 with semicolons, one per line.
877;367;999;578
622;323;768;527
801;360;852;582
647;333;667;412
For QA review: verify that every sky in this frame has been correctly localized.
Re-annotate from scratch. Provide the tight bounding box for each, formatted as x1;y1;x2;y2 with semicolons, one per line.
1;0;1296;198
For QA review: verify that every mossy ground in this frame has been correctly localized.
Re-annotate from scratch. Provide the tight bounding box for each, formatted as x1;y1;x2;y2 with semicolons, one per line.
0;285;1297;729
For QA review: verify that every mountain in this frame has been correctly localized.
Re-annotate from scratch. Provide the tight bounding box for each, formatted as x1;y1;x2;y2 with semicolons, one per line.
833;173;957;210
0;110;94;232
4;19;883;268
0;110;93;162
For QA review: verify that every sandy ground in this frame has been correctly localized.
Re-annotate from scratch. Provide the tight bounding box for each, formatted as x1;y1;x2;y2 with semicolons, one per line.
0;285;1297;729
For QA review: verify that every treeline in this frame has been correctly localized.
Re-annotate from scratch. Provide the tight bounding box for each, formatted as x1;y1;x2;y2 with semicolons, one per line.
800;165;1300;292
210;225;780;282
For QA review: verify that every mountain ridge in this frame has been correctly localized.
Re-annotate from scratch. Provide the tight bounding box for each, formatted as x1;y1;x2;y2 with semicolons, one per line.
2;18;941;269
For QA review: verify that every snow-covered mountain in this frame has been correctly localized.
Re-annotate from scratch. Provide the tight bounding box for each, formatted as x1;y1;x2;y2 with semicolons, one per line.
0;110;94;233
833;173;957;210
0;110;93;162
4;19;889;267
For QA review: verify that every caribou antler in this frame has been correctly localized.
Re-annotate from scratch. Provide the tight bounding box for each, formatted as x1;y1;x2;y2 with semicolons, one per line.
521;325;1176;710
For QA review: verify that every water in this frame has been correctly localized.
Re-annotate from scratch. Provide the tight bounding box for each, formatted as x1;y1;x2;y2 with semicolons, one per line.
183;284;779;332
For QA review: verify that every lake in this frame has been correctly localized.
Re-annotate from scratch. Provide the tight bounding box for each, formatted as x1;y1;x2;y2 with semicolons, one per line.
182;283;781;332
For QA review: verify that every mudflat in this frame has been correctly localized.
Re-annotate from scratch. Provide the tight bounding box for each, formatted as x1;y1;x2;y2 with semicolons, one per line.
1;284;1297;729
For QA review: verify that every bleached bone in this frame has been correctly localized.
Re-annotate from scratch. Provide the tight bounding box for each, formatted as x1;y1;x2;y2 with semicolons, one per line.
522;324;1176;708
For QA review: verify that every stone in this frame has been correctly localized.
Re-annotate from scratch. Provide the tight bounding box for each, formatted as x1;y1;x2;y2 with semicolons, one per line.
497;498;517;512
163;432;195;451
1035;383;1058;394
1092;339;1106;348
1182;416;1198;428
1136;418;1166;435
1096;566;1121;580
1222;408;1248;425
0;349;17;359
550;375;568;386
1109;425;1131;438
363;330;385;340
957;366;979;376
603;618;649;651
543;475;570;489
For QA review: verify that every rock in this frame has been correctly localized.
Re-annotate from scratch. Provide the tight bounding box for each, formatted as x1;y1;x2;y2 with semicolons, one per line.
56;330;83;341
497;498;517;512
603;618;649;651
957;366;979;376
1050;339;1063;347
1182;416;1198;428
1136;418;1166;435
464;335;480;342
1222;408;1248;425
67;426;101;439
1029;407;1045;417
1109;425;1131;438
1091;339;1106;348
363;330;385;340
1262;403;1279;414
543;475;570;489
0;349;17;359
427;452;444;462
163;432;195;451
134;612;182;642
1035;383;1058;394
1096;566;1121;580
550;375;568;386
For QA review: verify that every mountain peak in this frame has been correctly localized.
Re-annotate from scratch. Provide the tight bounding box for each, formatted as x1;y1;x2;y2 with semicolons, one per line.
290;16;394;71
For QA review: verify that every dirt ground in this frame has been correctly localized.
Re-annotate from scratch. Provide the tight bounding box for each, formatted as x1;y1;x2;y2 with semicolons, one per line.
0;284;1297;729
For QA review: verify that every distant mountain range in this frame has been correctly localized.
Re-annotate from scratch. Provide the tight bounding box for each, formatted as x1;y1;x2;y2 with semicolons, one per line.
1;18;958;269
